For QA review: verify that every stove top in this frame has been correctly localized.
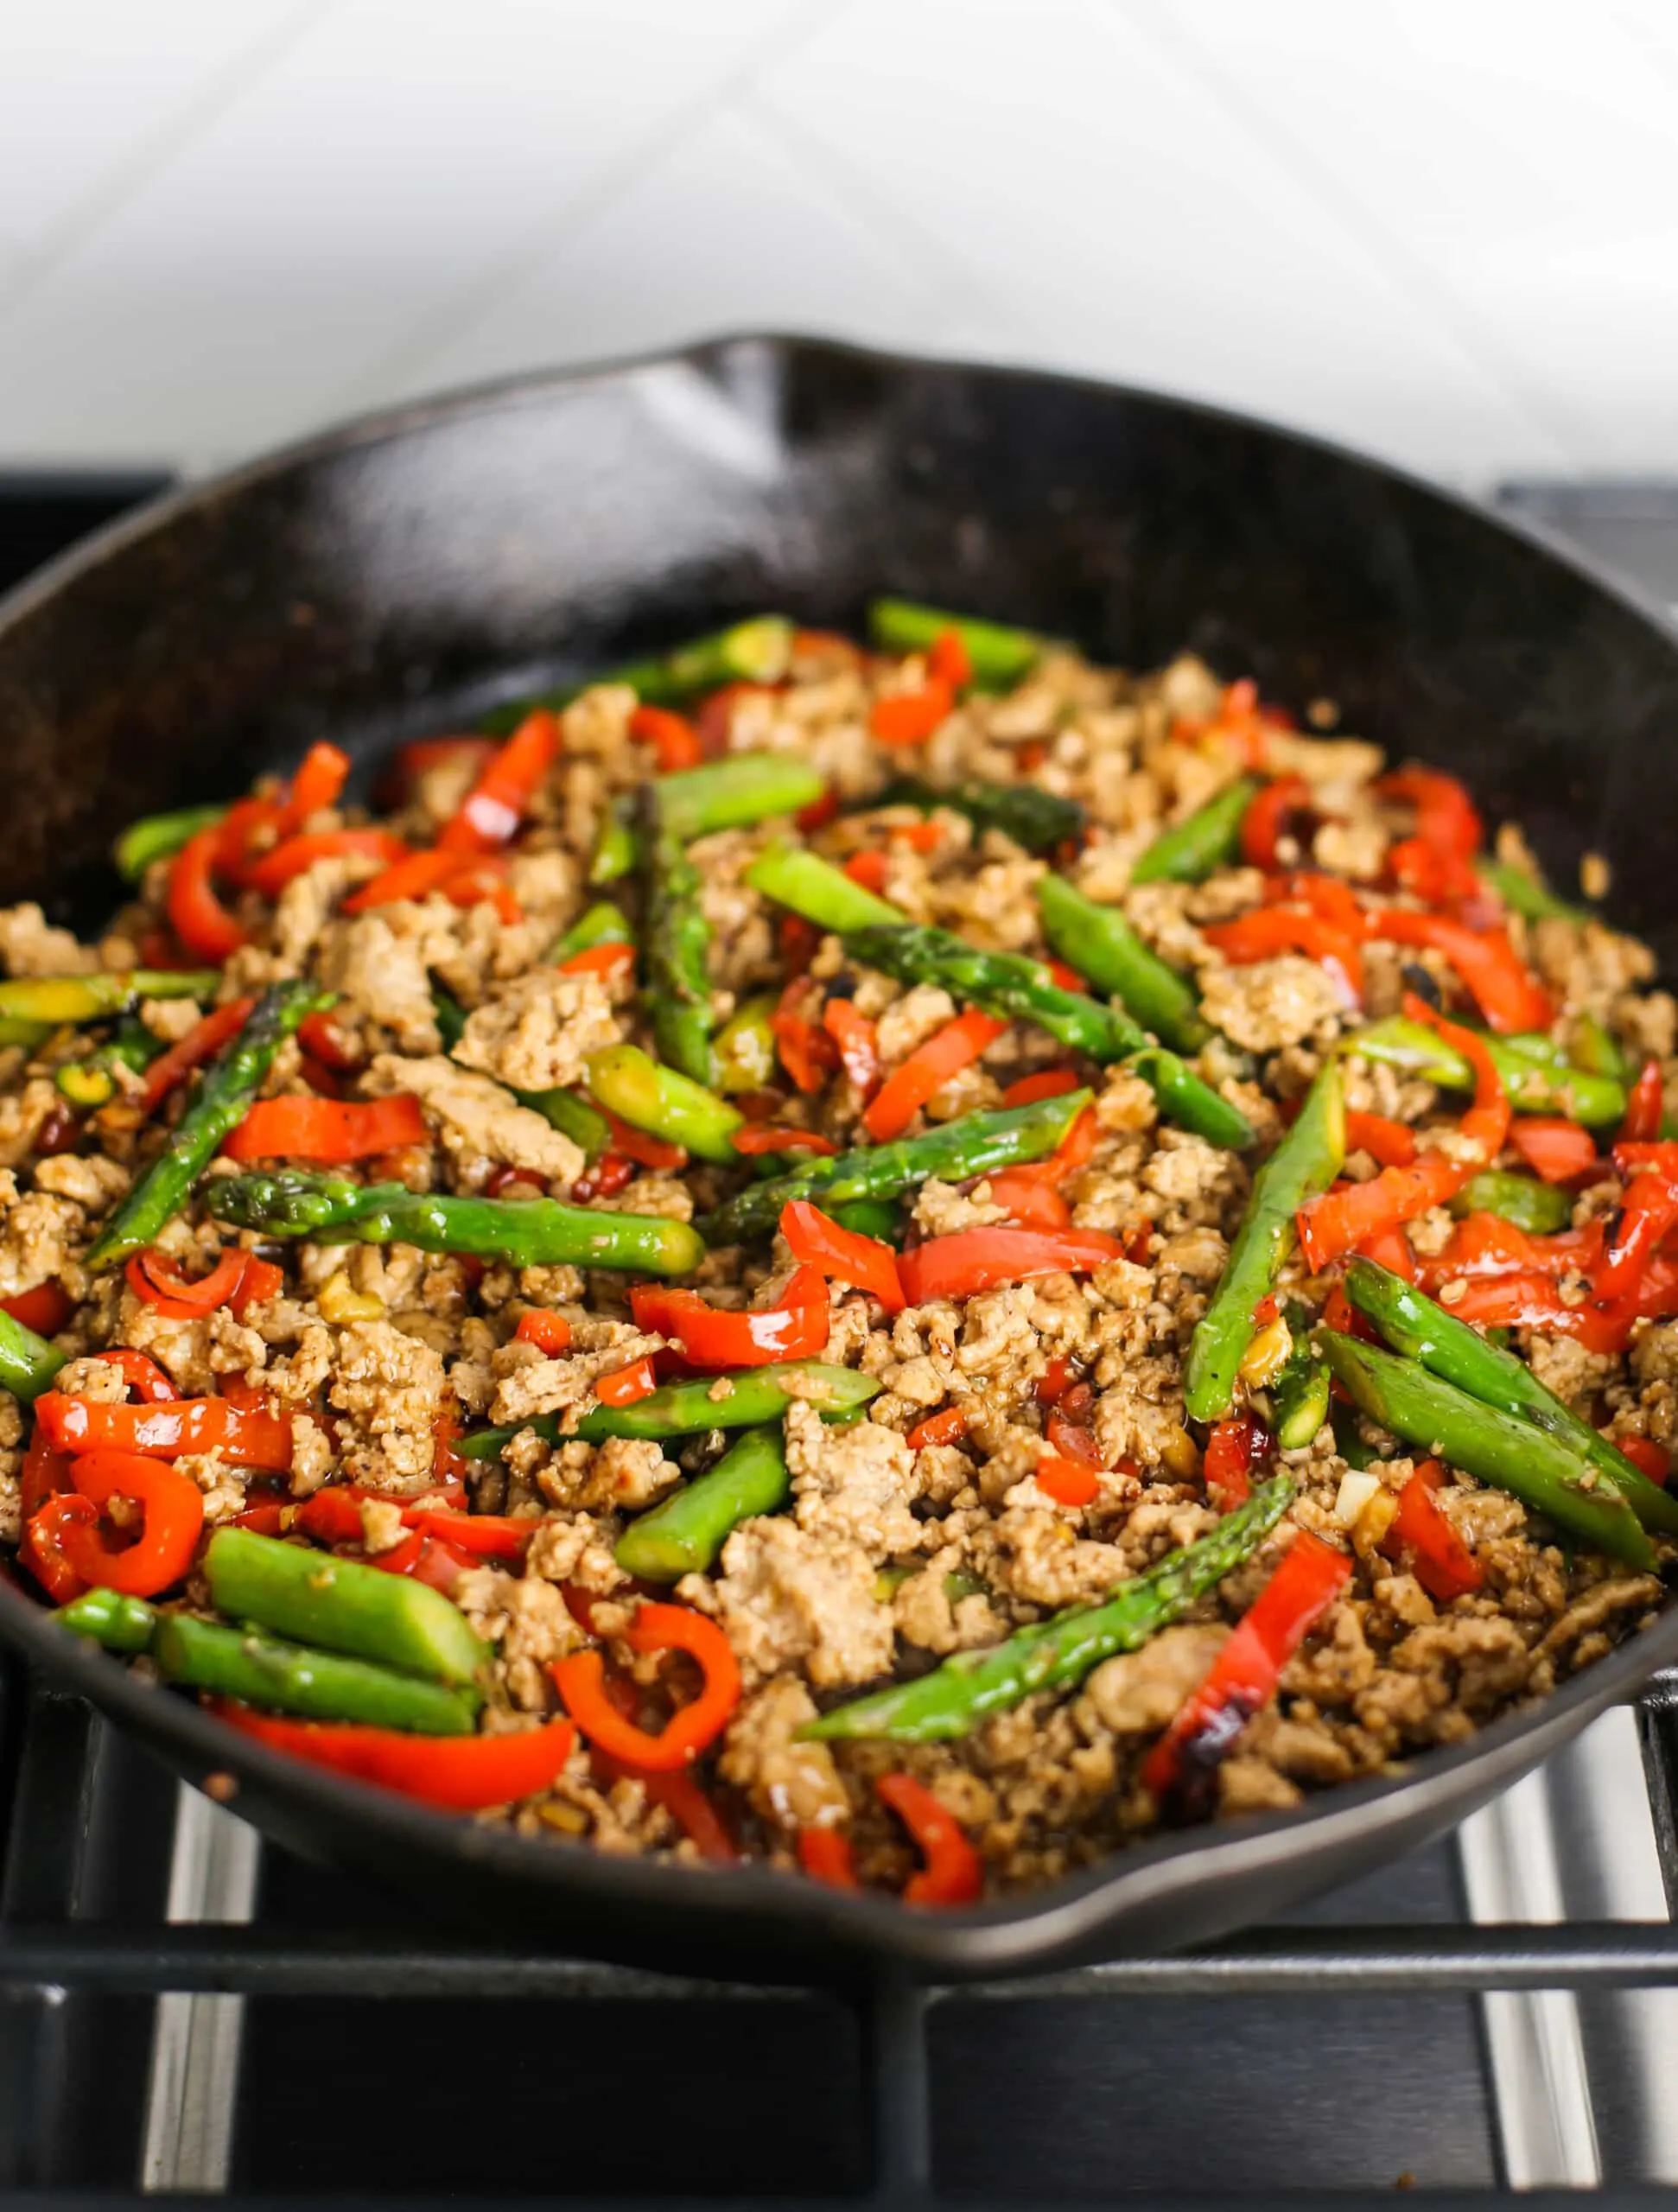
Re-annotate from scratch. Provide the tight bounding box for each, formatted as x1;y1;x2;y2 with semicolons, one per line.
1;472;1676;2210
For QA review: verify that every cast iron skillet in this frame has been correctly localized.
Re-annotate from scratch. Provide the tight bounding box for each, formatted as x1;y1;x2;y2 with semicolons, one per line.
2;334;1677;1985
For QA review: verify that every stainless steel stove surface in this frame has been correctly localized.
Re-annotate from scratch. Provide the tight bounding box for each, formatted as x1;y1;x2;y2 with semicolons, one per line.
2;473;1677;2211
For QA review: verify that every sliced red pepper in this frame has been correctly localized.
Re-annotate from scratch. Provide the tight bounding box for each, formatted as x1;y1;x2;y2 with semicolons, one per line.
730;1125;839;1158
1344;1111;1417;1168
1036;1452;1099;1506
137;998;257;1116
771;980;841;1096
439;708;560;855
630;1266;829;1368
246;828;406;899
1367;911;1549;1033
1240;777;1313;869
557;942;635;981
571;1153;634;1203
296;1010;364;1073
405;1509;531;1562
444;862;522;925
1414;1211;1601;1290
822;998;880;1098
19;1494;94;1603
341;849;463;913
167;825;246;962
1611;1433;1669;1485
896;819;944;855
126;1246;252;1320
278;741;351;828
842;849;890;894
593;1110;685;1173
982;1169;1072;1230
1598;1143;1678;1300
1376;766;1482;861
927;627;973;690
863;1008;1007;1143
215;1702;577;1812
1204;1414;1271;1509
1507;1117;1597;1183
1356;1224;1420;1283
1432;1271;1643;1356
1144;1529;1351;1805
696;682;777;756
232;1502;289;1536
898;1226;1123;1305
1621;1059;1664;1144
229;1255;283;1318
906;1407;968;1451
1014;1102;1098;1192
296;1489;365;1544
221;1093;428;1165
594;1357;658;1408
0;1281;73;1336
778;912;823;981
874;1772;983;1907
552;1603;741;1771
1382;1459;1482;1603
1202;908;1361;1003
35;1390;294;1471
780;1198;904;1313
871;677;955;747
798;1826;860;1889
378;734;499;808
95;1347;179;1403
61;1448;205;1598
794;787;841;833
630;703;703;772
514;1309;573;1356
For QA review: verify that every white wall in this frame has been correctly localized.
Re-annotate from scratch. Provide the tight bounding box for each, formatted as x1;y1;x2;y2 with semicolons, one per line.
1;0;1675;488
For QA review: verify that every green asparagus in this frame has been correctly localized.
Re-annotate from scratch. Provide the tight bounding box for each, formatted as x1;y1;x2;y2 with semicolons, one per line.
657;753;826;840
204;1526;489;1686
1319;1330;1656;1568
586;1044;742;1164
802;1476;1294;1743
1255;1300;1332;1449
845;921;1145;1061
1038;874;1210;1052
0;969;217;1027
641;785;716;1084
207;1170;706;1275
550;901;632;963
521;1086;613;1161
1342;1015;1625;1127
746;841;903;932
867;599;1046;690
1573;1014;1630;1086
113;804;229;884
712;995;779;1093
1124;1047;1255;1151
1130;778;1262;885
86;979;330;1268
55;1013;163;1107
1343;1258;1678;1537
55;1587;157;1651
829;1198;904;1245
1185;1062;1345;1422
697;1090;1089;1244
0;1306;67;1402
1478;856;1593;928
458;1361;880;1462
588;798;638;886
155;1614;480;1732
614;1426;789;1580
481;616;795;734
1447;1171;1571;1235
873;774;1083;855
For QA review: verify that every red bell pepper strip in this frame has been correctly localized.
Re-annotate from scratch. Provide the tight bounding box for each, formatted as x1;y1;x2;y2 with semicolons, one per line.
1621;1059;1664;1144
730;1125;839;1158
557;942;635;980
1204;1413;1270;1509
20;1421;72;1518
1612;1433;1669;1485
898;1226;1124;1305
842;849;890;894
231;1501;289;1536
570;1154;634;1203
1344;1112;1417;1168
296;1010;364;1073
798;1826;860;1889
1000;1067;1081;1109
1414;1211;1602;1289
1376;766;1482;861
439;708;560;855
167;826;246;962
795;786;841;834
1507;1117;1598;1183
1202;908;1361;1003
1036;1452;1100;1507
871;676;955;747
379;734;499;807
1144;1529;1351;1802
95;1347;179;1403
863;1009;1007;1143
779;1199;904;1313
229;1255;283;1318
552;1603;741;1772
629;1266;829;1367
137;998;257;1116
126;1246;255;1320
906;1407;968;1451
1366;911;1549;1033
927;627;973;690
1296;995;1508;1272
1013;1102;1098;1192
982;1169;1073;1230
35;1390;294;1471
631;704;704;772
340;849;461;913
1240;777;1312;869
1355;1224;1420;1283
1382;1458;1483;1603
60;1448;205;1598
594;1357;658;1408
245;828;406;899
874;1772;983;1906
0;1281;73;1336
594;1110;686;1173
278;741;351;828
444;863;522;925
770;981;841;1096
404;1509;531;1562
1433;1271;1657;1356
215;1702;578;1812
295;1489;365;1544
514;1309;573;1356
822;998;880;1098
221;1092;429;1165
20;1494;94;1603
1598;1142;1678;1300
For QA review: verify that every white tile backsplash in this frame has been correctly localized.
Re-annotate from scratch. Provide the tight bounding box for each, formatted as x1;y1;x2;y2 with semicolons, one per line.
0;0;1670;484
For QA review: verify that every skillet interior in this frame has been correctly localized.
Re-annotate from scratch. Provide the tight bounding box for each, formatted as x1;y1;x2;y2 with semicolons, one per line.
2;333;1677;1980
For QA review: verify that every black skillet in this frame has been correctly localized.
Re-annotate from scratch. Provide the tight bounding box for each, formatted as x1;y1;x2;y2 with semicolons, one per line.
1;334;1676;1985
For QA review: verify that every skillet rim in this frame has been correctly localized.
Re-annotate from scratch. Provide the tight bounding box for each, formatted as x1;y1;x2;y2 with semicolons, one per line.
1;328;1676;1976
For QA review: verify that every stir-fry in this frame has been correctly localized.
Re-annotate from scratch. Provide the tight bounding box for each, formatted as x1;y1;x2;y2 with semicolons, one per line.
0;602;1671;1904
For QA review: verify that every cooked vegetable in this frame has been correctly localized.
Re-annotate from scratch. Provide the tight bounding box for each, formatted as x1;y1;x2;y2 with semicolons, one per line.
640;783;715;1085
586;1043;742;1164
56;1014;163;1107
215;1701;578;1810
457;1360;880;1461
1344;1014;1624;1127
1319;1329;1656;1567
588;798;638;886
523;1085;613;1160
0;1307;67;1402
482;616;794;734
550;901;632;963
1448;1171;1571;1234
1479;855;1593;926
862;1008;1004;1143
1130;778;1262;885
1123;1046;1255;1150
614;1427;789;1581
0;969;216;1026
156;1616;480;1732
57;1450;205;1597
204;1526;488;1687
55;1586;157;1651
114;804;229;883
1038;875;1210;1052
803;1476;1293;1742
712;995;779;1093
873;773;1081;854
867;600;1045;690
697;1090;1089;1244
552;1603;740;1770
1184;1062;1344;1422
1256;1300;1332;1449
207;1169;705;1276
746;841;903;932
221;1093;429;1164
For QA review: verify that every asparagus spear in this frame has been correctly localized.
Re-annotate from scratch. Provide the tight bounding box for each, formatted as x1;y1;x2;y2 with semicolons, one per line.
1319;1330;1656;1568
587;1044;742;1164
873;774;1083;855
458;1361;880;1461
1478;856;1593;928
207;1170;706;1276
549;901;632;962
481;615;795;734
55;1587;157;1651
1254;1300;1332;1449
658;753;826;840
86;979;331;1268
588;798;638;886
113;804;228;884
1184;1062;1345;1422
55;1013;163;1107
155;1614;480;1732
713;995;779;1093
1342;1257;1678;1538
1343;1015;1624;1127
0;969;218;1026
802;1476;1294;1743
830;1198;903;1244
0;1307;67;1402
1447;1171;1570;1235
1573;1014;1630;1085
641;785;716;1086
1123;1047;1255;1151
845;922;1141;1058
746;841;904;932
867;600;1046;690
613;1426;790;1580
204;1527;489;1686
521;1086;613;1162
697;1090;1089;1244
1130;778;1262;885
1038;875;1210;1052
